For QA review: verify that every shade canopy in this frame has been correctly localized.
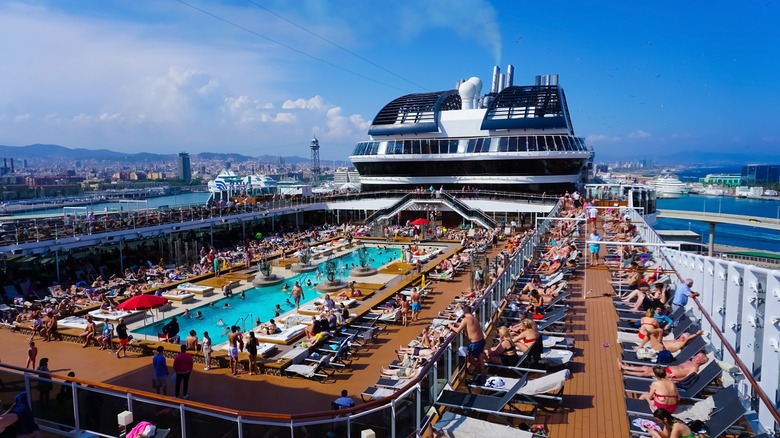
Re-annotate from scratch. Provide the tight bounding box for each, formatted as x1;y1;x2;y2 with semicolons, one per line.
410;218;429;226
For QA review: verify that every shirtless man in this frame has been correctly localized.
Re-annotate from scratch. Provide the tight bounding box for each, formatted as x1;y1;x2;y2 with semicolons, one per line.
289;281;304;311
448;304;487;385
79;315;97;348
227;326;239;376
410;287;421;322
619;352;709;380
43;312;58;342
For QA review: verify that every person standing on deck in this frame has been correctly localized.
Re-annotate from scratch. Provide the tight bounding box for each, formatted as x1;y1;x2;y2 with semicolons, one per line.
289;281;304;311
588;230;602;265
151;346;169;395
410;287;421;322
227;326;239;376
173;344;193;399
448;304;487;385
671;279;699;314
201;331;213;371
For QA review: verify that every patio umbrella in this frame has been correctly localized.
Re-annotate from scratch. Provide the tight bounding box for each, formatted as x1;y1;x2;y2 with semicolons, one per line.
410;218;429;226
118;294;169;311
118;294;169;340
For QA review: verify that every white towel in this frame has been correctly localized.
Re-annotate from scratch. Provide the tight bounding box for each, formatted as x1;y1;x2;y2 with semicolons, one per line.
518;369;570;395
675;395;715;422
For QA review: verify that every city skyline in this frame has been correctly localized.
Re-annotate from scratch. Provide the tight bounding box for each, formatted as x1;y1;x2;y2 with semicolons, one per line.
0;1;778;160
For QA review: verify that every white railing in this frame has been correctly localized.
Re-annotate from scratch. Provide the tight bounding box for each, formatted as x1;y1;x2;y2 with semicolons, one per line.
628;208;780;434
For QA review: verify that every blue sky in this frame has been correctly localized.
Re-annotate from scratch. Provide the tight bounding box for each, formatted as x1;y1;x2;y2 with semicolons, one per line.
0;0;778;161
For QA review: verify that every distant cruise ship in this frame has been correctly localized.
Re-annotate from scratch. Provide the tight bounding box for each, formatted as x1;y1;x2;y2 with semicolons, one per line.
349;65;593;193
651;173;689;198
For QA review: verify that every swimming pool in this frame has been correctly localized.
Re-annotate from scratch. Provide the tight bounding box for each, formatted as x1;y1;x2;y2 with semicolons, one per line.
136;245;402;343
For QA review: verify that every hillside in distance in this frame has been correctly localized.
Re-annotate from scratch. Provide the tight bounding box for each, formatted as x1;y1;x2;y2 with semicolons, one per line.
0;144;309;164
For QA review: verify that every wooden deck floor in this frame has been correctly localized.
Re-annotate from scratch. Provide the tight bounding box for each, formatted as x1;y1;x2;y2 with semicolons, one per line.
540;264;629;437
0;239;633;437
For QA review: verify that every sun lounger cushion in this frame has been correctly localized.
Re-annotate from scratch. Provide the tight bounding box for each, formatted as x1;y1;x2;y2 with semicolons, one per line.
434;412;534;438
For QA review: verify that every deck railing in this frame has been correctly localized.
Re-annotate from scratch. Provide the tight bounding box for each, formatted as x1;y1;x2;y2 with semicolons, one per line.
0;203;559;438
629;208;780;435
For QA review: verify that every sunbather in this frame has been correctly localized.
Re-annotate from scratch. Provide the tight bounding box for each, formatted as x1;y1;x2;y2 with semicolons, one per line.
618;352;708;380
485;327;518;366
639;366;680;414
639;330;705;354
509;319;539;353
620;283;667;312
637;308;664;350
381;358;427;379
648;408;695;438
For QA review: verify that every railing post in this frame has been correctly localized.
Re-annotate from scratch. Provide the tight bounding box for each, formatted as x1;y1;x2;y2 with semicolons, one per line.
237;415;244;438
180;405;187;437
71;381;81;431
415;384;421;437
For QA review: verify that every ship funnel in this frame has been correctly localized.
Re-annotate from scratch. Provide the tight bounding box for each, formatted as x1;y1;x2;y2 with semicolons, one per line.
506;64;514;88
551;74;559;86
535;75;541;86
543;75;550;86
498;73;505;92
491;66;501;93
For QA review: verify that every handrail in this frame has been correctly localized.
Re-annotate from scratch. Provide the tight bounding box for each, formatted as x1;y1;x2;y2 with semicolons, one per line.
692;295;780;427
233;313;252;332
642;206;780;430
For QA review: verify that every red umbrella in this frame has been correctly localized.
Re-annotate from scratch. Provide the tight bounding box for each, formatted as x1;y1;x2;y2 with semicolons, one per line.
118;294;169;310
410;218;429;226
118;294;170;340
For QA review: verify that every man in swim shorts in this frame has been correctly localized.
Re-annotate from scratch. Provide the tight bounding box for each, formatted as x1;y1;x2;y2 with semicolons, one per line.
410;287;421;322
227;326;240;376
448;304;487;385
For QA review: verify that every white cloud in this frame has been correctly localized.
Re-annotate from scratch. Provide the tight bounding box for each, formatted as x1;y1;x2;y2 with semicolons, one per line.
628;130;651;139
14;113;32;122
282;96;327;110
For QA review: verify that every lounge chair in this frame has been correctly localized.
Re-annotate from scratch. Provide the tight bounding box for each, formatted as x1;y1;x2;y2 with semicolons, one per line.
627;386;745;435
433;411;536;438
468;369;570;413
361;386;397;402
284;355;334;382
623;360;723;399
435;376;537;421
486;337;544;375
618;316;695;349
621;336;707;366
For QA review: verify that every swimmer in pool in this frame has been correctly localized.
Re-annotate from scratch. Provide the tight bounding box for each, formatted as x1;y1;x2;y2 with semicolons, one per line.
217;318;225;326
195;311;204;320
282;283;290;292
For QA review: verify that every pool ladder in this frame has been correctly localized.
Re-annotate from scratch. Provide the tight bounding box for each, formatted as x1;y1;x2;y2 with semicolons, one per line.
235;313;253;332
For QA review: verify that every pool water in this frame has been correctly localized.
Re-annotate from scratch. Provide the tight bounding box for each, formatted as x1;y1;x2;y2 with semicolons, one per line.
136;246;402;343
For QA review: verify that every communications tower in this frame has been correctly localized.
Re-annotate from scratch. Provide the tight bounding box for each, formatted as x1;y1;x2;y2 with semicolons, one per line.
310;135;321;186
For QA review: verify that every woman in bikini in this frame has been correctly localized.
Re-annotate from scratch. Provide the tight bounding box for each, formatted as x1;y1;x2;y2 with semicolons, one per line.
640;366;680;414
510;319;539;353
486;327;518;366
621;283;666;312
637;308;664;350
526;290;544;316
648;408;695;438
